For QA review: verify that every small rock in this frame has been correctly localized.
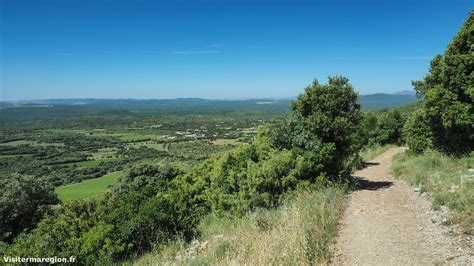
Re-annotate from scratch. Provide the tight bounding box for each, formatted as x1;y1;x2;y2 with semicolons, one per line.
200;241;208;251
414;187;420;192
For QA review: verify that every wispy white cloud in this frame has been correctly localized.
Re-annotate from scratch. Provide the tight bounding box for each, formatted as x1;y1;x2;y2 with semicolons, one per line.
137;50;163;54
172;50;222;55
209;43;224;48
54;52;73;56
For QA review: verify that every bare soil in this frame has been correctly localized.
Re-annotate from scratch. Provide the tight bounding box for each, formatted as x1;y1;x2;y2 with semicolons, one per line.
332;147;473;265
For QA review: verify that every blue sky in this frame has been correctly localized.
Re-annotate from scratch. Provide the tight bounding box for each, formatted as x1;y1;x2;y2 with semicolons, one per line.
1;0;472;100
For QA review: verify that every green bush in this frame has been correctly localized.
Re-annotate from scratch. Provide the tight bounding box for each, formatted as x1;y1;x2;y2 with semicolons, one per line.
403;108;433;154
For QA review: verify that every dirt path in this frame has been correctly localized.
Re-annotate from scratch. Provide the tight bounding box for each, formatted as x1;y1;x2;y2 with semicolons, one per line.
333;147;473;265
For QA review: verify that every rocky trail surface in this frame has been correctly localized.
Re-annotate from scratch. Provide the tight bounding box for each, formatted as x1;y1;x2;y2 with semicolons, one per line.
332;147;473;265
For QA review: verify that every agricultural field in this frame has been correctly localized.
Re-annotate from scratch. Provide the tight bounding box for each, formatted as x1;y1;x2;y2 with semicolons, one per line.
0;106;277;199
56;171;123;201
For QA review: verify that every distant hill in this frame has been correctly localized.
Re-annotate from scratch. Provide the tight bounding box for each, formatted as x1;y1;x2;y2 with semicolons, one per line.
0;92;419;113
359;92;418;110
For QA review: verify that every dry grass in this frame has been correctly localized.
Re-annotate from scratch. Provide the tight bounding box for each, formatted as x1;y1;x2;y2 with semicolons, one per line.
134;186;346;265
360;144;396;163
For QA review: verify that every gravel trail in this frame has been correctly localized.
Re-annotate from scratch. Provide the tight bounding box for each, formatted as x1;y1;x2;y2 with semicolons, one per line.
332;147;473;265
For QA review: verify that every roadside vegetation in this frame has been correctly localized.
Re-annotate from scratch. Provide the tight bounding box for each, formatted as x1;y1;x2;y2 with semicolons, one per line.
135;186;346;265
392;151;474;234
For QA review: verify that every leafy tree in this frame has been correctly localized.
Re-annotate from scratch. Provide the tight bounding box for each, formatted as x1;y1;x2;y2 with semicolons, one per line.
411;12;474;154
272;76;362;179
372;109;404;145
0;175;59;243
357;111;379;147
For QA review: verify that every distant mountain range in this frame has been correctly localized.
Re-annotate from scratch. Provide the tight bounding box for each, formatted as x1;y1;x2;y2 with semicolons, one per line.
0;91;419;112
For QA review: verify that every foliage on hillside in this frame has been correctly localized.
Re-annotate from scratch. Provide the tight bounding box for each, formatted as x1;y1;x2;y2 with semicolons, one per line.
407;12;474;154
1;76;363;263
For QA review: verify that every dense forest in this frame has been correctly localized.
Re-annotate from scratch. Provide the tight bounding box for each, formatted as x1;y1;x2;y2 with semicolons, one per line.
0;12;472;265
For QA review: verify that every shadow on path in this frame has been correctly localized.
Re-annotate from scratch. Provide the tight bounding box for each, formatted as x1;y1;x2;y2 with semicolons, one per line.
352;177;393;191
363;162;380;166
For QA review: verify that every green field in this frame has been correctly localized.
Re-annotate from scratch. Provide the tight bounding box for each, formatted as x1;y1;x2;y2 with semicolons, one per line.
55;171;123;202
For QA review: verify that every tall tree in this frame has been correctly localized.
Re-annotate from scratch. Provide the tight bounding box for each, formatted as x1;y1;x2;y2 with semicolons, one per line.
272;76;362;179
411;12;474;154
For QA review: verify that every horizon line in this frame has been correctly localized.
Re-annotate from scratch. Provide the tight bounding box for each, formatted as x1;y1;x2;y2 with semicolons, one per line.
1;91;417;103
